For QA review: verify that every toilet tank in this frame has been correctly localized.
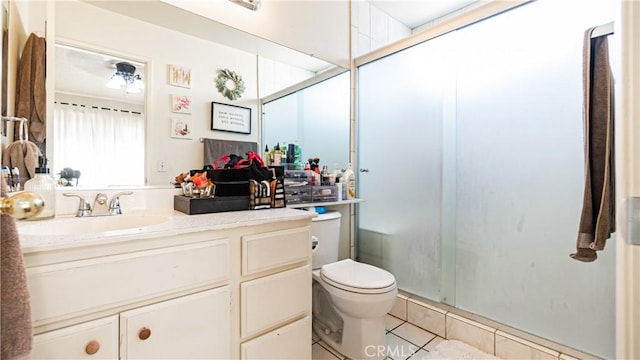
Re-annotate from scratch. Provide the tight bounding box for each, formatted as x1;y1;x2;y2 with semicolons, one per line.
311;211;342;270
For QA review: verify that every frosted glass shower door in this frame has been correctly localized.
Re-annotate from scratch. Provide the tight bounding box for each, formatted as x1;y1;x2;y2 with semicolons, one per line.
453;1;615;357
357;34;456;301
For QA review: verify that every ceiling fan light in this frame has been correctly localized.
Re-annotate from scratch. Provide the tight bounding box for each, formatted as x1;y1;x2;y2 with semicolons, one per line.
126;84;141;94
106;74;125;89
133;76;145;90
106;62;144;93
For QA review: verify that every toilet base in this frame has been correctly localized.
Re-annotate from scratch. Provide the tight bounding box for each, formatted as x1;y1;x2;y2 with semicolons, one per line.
313;309;387;360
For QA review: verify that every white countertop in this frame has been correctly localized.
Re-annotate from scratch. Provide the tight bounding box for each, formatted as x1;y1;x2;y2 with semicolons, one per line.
17;207;314;253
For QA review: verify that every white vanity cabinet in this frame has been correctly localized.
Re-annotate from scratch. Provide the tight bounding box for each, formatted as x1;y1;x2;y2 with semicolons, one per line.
22;210;313;360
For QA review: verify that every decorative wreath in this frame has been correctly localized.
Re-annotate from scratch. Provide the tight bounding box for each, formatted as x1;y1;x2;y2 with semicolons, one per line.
215;68;245;101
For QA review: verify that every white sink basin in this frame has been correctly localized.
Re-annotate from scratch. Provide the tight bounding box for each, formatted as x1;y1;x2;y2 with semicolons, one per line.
18;214;171;236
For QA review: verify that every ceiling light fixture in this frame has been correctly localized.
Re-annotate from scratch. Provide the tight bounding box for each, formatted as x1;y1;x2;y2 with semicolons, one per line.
229;0;261;11
105;62;145;94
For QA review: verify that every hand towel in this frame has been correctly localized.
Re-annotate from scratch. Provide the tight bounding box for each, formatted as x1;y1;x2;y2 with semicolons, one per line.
571;27;615;262
1;140;41;187
1;178;33;359
14;33;46;148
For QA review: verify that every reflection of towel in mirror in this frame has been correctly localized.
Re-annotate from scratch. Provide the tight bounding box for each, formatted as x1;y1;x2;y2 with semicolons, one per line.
0;178;33;359
571;27;615;263
203;138;257;167
14;33;46;147
1;140;41;187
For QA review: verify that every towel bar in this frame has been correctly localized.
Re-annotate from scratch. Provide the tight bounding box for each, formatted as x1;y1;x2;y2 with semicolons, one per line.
591;21;614;38
0;116;28;122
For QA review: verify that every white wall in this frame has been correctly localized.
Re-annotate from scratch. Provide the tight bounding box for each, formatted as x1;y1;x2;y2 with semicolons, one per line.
352;1;411;58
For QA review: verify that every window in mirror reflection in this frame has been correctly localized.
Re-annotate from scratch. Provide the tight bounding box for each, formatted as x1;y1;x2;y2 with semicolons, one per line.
53;101;144;186
53;44;145;187
262;71;350;172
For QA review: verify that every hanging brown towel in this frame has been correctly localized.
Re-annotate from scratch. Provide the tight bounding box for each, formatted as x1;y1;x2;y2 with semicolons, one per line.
1;178;33;359
571;27;615;262
14;33;46;149
2;119;42;187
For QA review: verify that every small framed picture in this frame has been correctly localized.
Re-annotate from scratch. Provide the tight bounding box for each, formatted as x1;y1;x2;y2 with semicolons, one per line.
168;64;191;88
171;117;193;139
211;102;251;134
171;95;192;114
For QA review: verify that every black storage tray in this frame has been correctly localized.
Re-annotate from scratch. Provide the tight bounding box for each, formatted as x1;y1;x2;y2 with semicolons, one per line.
190;166;283;197
173;195;249;215
191;168;250;197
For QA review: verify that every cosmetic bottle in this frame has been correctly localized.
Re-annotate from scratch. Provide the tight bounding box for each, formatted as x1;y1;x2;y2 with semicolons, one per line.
342;163;356;199
264;145;271;165
24;157;56;220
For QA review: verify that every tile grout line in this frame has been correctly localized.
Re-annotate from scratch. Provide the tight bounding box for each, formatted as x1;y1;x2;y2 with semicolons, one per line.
387;325;443;359
389;328;436;351
317;340;346;360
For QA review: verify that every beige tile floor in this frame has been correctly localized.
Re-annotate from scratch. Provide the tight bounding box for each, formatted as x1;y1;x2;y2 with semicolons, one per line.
312;314;446;360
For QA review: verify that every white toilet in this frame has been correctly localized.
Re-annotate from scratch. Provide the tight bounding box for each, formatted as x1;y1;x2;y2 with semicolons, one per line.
311;211;397;360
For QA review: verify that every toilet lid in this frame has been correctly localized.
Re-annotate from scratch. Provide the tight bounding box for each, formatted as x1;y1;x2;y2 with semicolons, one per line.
320;259;396;294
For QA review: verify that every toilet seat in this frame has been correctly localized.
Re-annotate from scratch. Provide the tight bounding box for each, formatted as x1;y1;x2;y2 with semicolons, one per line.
320;259;396;294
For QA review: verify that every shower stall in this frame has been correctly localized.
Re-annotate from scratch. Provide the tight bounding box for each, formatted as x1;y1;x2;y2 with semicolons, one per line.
356;0;616;358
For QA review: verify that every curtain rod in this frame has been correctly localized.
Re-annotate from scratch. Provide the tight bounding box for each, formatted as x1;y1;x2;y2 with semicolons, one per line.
592;21;614;38
54;101;142;115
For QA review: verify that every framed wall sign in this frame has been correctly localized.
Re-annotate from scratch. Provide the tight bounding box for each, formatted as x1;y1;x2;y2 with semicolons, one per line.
211;102;251;134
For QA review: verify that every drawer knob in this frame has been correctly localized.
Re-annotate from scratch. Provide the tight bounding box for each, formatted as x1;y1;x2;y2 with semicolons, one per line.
85;340;100;355
138;327;151;341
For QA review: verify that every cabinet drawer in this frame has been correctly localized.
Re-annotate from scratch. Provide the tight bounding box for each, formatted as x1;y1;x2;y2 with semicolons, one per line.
120;287;231;359
241;315;311;359
241;265;311;338
32;315;118;359
242;227;310;276
28;239;229;325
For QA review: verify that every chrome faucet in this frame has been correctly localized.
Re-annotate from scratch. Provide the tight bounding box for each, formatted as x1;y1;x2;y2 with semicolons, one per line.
108;191;133;215
63;192;133;217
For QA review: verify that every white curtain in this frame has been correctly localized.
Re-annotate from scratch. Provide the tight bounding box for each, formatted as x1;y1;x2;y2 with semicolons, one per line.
53;103;145;187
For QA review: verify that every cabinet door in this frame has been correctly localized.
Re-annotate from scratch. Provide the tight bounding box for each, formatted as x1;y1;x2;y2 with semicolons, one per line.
241;265;311;338
241;315;311;359
32;315;118;359
120;286;231;359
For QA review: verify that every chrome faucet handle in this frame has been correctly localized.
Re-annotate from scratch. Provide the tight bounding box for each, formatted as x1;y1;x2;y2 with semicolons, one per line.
108;191;133;215
95;193;108;205
63;193;91;217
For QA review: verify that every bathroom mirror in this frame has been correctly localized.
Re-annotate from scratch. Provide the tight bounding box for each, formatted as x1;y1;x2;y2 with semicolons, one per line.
53;43;146;187
262;70;350;171
49;0;345;188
